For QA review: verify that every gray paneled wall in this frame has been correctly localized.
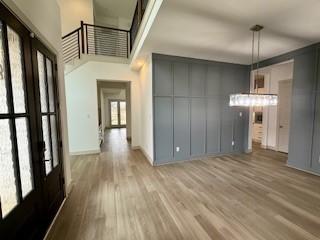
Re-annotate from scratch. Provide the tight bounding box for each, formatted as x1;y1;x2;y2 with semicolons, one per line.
257;44;320;175
153;54;249;165
311;50;320;174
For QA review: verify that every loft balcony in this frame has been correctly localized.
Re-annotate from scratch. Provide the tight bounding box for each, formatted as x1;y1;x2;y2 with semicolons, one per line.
62;0;149;64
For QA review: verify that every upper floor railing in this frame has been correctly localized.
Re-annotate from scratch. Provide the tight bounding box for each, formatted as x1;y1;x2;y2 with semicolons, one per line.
62;22;130;63
62;0;149;64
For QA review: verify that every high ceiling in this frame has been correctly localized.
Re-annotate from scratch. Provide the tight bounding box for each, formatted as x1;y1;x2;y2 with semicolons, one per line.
138;0;320;65
93;0;137;29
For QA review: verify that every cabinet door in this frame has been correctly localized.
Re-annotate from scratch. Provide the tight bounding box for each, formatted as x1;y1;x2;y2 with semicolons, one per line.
190;64;206;96
154;97;173;163
174;98;190;161
154;60;172;96
206;97;221;154
173;62;189;96
191;98;206;156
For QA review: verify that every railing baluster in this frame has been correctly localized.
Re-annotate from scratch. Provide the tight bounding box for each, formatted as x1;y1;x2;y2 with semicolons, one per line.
80;21;85;54
77;29;80;59
85;24;88;54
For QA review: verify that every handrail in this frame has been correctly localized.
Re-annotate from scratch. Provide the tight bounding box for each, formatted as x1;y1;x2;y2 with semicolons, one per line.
84;23;129;33
62;27;81;39
61;0;149;64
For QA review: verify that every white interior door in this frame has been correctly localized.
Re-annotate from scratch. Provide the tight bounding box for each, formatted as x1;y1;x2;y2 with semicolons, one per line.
277;80;292;153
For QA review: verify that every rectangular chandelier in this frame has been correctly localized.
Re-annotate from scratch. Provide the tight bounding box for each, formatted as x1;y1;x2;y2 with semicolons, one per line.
229;93;278;107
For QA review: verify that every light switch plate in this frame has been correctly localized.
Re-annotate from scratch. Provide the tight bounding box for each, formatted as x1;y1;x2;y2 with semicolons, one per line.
176;147;180;152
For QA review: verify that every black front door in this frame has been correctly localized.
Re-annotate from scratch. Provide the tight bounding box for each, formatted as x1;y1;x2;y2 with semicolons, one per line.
0;2;64;240
31;38;65;225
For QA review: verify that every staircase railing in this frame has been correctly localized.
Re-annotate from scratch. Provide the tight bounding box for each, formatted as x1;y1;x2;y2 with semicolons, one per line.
62;22;130;63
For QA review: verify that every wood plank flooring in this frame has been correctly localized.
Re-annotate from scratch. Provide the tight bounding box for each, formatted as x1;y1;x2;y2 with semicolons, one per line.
46;129;320;240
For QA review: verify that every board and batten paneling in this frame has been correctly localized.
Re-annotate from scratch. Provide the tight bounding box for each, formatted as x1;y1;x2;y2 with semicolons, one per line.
173;62;189;96
154;60;173;96
154;97;173;163
174;97;190;161
190;63;206;97
206;97;221;154
153;54;249;164
311;50;320;174
190;98;206;156
288;50;317;170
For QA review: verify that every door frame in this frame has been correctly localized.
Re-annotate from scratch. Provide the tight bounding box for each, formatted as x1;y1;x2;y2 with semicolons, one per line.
276;79;292;153
109;99;126;128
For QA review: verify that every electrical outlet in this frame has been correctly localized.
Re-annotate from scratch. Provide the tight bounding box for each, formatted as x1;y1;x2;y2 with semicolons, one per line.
176;147;180;152
232;141;235;146
239;112;242;117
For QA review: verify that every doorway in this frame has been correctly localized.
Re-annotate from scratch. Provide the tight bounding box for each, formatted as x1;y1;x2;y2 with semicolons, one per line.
97;81;131;147
0;3;64;240
277;80;292;153
248;61;294;156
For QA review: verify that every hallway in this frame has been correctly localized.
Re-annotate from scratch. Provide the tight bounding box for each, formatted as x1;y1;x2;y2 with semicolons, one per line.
46;133;320;240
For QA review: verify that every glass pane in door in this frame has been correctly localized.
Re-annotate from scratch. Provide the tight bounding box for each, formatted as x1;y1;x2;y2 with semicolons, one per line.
0;22;8;113
42;116;52;175
7;26;26;113
15;117;33;197
37;51;47;113
110;101;118;126
120;101;126;125
0;119;18;217
46;58;55;112
50;115;59;167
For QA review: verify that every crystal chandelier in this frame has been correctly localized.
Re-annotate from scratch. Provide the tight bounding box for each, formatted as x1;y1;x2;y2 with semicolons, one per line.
229;25;278;107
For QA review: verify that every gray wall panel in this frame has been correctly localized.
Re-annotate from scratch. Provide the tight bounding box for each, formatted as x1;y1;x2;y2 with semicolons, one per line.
311;51;320;173
174;62;189;96
152;54;249;164
191;98;206;156
154;60;173;96
221;97;234;153
190;64;206;96
154;97;173;163
206;65;221;96
174;98;190;161
206;97;221;154
288;51;316;170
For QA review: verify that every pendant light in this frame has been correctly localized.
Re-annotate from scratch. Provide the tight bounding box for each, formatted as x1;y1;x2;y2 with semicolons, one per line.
229;25;278;107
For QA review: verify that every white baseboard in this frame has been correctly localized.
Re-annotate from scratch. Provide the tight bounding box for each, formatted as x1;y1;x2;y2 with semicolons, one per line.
132;146;154;166
69;149;100;156
65;181;74;196
261;145;277;151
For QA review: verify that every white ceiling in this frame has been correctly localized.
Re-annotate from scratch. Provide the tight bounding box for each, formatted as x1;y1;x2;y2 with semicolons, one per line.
94;0;136;29
138;0;320;65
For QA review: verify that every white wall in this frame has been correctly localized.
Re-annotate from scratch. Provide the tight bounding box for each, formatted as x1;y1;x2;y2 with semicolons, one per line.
139;54;153;163
58;0;94;36
2;0;72;193
250;61;294;150
65;61;140;154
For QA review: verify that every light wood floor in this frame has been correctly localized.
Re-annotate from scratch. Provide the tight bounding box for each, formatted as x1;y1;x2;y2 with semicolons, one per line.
47;129;320;240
